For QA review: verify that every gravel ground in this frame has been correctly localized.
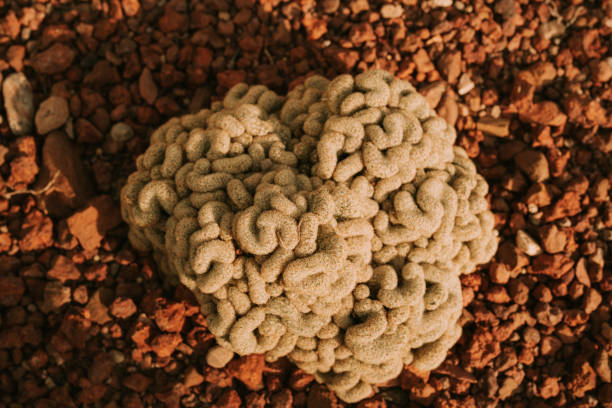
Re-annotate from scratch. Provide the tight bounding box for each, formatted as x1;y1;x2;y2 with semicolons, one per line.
0;0;612;407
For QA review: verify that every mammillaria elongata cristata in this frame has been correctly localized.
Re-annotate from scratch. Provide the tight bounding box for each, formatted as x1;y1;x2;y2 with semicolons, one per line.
120;70;498;403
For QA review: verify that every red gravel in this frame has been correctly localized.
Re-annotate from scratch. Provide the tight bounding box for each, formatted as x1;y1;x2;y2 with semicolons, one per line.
1;0;612;407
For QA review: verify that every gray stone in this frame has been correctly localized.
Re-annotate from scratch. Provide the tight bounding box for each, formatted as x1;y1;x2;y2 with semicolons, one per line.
2;72;34;136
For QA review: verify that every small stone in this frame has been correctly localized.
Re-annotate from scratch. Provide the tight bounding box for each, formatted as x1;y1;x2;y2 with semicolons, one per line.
529;61;556;87
510;71;535;112
48;255;81;283
413;49;435;73
89;353;114;384
0;276;25;307
83;60;120;87
514;149;550;182
76;118;104;143
477;117;510;137
539;377;560;399
519;101;567;127
270;389;293;408
131;320;152;347
531;253;574;279
19;210;54;252
594;350;611;383
73;285;88;304
590;57;612;83
216;389;242;408
84;264;108;281
568;359;597;398
67;195;122;251
2;72;34;136
7;45;25;72
349;22;376;45
540;335;562;356
85;289;112;325
437;90;459;127
538;224;566;253
320;0;340;13
427;0;452;7
183;366;205;388
35;96;70;135
206;345;235;368
109;122;134;142
486;285;511;303
36;132;95;216
324;47;360;72
154;301;185;332
8;140;38;188
515;230;542;256
489;263;510;284
150;333;182;358
289;369;315;391
420;82;446;109
534;303;563;327
583;288;602;314
307;383;339;408
227;354;266;391
591;178;610;202
109;297;137;319
437;51;462;84
457;73;475;95
217;70;247;89
380;4;403;18
522;326;541;346
538;20;565;40
494;0;516;19
245;392;267;408
0;145;8;166
123;373;152;393
121;0;140;16
525;183;552;207
139;68;158;105
32;43;76;74
543;191;582;222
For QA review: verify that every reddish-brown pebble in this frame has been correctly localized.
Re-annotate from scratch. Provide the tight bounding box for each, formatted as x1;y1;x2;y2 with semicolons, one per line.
582;288;602;314
270;389;293;408
0;276;25;307
227;354;265;391
121;0;140;16
85;289;112;325
568;359;597;398
67;195;122;251
75;118;104;144
48;255;81;283
123;373;152;393
36;132;94;216
289;369;315;391
437;50;462;84
307;384;340;408
35;96;69;135
150;333;181;358
31;43;76;74
19;210;53;252
109;297;137;319
183;366;205;388
139;68;158;105
514;149;550;182
215;389;242;408
538;224;567;253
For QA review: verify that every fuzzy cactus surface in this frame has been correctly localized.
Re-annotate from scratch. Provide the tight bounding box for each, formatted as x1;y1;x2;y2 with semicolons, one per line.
120;70;498;403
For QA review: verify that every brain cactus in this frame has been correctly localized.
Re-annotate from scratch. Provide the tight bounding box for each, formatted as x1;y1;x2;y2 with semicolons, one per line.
120;70;498;403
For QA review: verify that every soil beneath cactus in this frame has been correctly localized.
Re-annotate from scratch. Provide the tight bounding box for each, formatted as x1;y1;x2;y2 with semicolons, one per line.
1;0;611;407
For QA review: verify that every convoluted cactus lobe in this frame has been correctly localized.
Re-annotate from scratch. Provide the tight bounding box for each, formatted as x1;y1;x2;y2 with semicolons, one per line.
120;70;498;403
